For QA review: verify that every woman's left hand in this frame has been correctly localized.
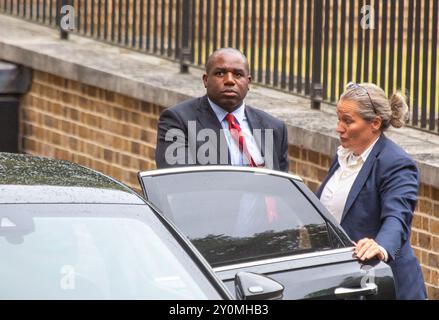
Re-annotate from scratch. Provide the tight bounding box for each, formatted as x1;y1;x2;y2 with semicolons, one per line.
354;238;385;261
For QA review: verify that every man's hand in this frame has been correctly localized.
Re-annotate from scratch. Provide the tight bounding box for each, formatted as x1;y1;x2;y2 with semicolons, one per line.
354;238;385;261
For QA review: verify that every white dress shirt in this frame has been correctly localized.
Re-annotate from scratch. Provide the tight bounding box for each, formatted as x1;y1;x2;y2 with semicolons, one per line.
208;98;264;166
320;137;388;261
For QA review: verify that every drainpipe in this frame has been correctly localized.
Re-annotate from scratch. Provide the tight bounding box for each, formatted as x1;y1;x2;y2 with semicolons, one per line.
0;61;32;153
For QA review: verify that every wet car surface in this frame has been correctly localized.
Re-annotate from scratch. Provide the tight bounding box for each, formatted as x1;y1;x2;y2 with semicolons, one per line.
139;166;396;300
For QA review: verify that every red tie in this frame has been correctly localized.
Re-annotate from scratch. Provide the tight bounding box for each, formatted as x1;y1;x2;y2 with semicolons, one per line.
225;113;258;167
225;113;278;223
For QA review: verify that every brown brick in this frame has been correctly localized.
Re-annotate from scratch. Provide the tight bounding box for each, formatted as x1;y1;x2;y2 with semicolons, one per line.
300;148;308;161
103;149;114;162
130;157;140;169
426;201;433;215
317;168;329;183
289;145;301;159
131;127;141;140
148;130;158;145
153;105;163;116
431;219;439;234
413;214;422;229
413;248;421;261
422;251;429;265
421;266;432;283
432;236;439;252
131;142;141;154
111;167;123;181
141;101;153;113
411;230;418;246
288;160;297;175
307;150;319;164
428;253;439;269
432;186;439;201
420;184;432;198
121;154;131;167
78;126;89;139
122;125;131;137
307;181;319;193
418;232;431;250
105;91;115;102
68;137;78;150
139;159;151;171
51;132;62;145
91;130;103;144
431;270;439;287
433;203;439;218
421;217;430;231
70;108;79;121
427;286;439;300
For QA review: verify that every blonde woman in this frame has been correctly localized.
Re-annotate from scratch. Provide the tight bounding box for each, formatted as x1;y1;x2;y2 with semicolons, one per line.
317;83;426;299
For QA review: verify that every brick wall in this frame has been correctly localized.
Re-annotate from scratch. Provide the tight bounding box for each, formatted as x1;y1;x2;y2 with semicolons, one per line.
20;70;439;299
20;70;163;191
288;144;439;300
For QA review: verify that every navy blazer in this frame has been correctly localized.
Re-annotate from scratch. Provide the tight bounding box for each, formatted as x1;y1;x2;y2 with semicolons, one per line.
316;134;426;299
155;95;289;172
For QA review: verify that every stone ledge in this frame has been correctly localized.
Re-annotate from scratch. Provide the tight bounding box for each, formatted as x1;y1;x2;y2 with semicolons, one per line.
1;14;438;188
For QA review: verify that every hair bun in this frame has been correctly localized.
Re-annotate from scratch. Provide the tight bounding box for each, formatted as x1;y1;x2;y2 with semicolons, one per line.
389;92;409;128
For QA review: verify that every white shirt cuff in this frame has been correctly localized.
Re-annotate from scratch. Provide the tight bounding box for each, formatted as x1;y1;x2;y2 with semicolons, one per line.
378;245;389;262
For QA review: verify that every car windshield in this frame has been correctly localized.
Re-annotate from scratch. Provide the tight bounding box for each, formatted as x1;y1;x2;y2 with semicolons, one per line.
141;171;333;268
0;203;223;300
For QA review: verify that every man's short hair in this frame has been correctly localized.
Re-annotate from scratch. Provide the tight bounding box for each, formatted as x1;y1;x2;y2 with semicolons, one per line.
205;48;250;74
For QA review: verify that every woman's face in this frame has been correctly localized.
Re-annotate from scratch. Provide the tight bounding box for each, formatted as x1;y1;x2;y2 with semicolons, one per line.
336;99;381;155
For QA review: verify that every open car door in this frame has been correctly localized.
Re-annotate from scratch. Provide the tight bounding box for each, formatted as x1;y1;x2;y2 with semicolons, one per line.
138;166;396;299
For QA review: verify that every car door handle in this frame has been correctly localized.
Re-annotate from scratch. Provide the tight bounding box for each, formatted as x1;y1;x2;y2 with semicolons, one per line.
334;283;378;299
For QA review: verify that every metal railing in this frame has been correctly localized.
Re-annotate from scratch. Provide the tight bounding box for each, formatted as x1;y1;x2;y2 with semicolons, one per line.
1;0;438;133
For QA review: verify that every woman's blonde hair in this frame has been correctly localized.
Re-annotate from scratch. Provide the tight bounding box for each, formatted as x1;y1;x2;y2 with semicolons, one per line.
340;82;409;130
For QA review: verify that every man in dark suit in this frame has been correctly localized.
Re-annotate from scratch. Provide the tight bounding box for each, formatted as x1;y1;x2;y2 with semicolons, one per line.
155;48;288;171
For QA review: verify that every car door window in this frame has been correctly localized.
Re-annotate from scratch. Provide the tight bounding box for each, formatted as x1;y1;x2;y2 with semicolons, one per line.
0;204;223;300
142;171;334;267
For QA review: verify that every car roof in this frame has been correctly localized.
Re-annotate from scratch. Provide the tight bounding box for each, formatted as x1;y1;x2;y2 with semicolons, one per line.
0;153;144;204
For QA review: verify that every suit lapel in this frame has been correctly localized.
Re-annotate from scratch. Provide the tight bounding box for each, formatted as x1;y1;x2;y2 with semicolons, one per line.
196;96;231;164
196;96;223;131
340;134;386;223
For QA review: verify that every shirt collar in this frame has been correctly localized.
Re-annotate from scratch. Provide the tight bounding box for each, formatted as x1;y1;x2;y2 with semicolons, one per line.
337;136;380;168
208;98;246;124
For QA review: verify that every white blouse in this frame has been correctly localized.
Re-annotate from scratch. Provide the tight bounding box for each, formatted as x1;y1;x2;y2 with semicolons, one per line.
320;138;379;224
320;137;388;261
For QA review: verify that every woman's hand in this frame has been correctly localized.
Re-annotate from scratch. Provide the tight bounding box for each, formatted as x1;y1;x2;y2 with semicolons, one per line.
354;238;385;261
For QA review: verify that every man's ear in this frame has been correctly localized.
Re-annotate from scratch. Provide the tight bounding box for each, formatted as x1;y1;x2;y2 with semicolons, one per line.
247;76;252;90
202;74;208;88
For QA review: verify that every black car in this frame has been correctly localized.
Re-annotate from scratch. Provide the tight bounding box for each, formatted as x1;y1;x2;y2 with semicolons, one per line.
138;166;396;300
0;153;282;300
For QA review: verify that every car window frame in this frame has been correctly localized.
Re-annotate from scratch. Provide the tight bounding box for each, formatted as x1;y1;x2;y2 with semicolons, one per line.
138;167;354;264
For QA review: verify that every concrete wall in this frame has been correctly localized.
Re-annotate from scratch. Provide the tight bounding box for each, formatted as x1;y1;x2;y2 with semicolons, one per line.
1;14;439;299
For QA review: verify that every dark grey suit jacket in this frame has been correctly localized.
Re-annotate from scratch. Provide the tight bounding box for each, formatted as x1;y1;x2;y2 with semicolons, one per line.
155;95;289;172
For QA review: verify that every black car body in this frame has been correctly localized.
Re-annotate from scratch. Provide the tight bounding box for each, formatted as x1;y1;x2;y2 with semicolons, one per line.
138;166;397;300
0;153;236;300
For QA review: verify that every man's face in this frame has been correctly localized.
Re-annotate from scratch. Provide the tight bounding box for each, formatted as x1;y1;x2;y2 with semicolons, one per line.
203;51;251;112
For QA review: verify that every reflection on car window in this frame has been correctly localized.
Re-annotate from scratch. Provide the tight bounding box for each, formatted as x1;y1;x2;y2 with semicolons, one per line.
0;204;222;300
144;172;332;267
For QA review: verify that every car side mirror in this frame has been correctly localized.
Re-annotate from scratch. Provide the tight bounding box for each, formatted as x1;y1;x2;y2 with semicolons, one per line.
234;272;284;300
